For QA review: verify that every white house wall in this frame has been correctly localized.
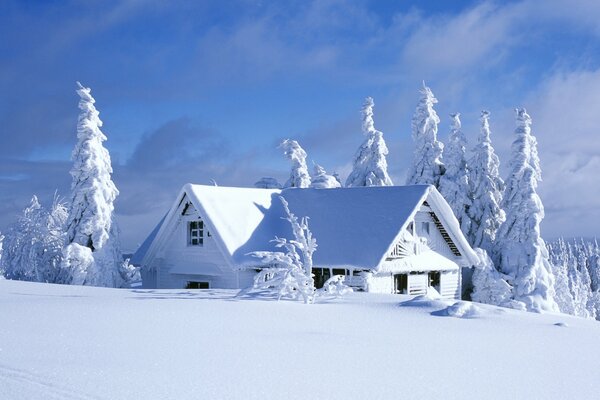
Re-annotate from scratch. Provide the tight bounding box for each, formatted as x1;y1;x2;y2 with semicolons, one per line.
414;210;459;261
149;198;244;289
367;273;393;293
440;270;461;300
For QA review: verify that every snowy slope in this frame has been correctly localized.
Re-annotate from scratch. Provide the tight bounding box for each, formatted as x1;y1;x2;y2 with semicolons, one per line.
1;280;599;400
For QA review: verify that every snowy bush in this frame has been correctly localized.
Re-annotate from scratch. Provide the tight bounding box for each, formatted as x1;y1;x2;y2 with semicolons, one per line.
471;248;512;307
249;196;317;303
317;275;352;298
281;139;311;188
346;97;393;187
254;177;282;189
406;83;444;187
311;164;341;189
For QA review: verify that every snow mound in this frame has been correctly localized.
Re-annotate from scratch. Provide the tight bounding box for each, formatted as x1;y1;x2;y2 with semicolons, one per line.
399;294;449;310
441;301;482;319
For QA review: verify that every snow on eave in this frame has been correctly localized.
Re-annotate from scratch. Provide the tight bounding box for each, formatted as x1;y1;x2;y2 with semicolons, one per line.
425;186;479;266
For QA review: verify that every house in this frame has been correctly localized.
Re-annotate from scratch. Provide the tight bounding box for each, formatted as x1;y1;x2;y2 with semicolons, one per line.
132;184;479;299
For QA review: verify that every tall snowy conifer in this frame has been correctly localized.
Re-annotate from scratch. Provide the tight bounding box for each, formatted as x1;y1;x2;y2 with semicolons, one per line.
406;83;444;187
346;97;393;187
495;109;558;312
438;113;471;236
62;82;133;287
467;111;505;253
281;139;311;188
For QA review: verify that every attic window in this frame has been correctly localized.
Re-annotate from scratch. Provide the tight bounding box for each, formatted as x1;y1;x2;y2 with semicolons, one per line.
188;220;204;246
421;222;430;235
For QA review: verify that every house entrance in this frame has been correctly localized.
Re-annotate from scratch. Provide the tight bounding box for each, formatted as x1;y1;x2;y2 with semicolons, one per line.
394;273;408;294
428;271;441;292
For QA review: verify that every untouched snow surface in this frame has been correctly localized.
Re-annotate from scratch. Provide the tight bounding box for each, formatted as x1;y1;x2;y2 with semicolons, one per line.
1;280;600;399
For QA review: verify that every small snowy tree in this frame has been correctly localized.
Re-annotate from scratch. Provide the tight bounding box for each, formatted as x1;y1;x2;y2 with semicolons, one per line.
311;163;341;189
62;82;134;288
495;109;558;313
438;113;471;236
346;97;393;187
0;196;67;283
471;248;513;307
467;111;505;253
254;177;282;189
406;83;444;187
281;139;311;188
249;196;317;304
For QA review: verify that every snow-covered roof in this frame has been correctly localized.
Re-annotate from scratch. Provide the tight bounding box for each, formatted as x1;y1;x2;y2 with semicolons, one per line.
134;184;479;271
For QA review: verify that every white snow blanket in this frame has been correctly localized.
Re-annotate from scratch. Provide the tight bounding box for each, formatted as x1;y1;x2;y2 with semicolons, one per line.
1;280;599;400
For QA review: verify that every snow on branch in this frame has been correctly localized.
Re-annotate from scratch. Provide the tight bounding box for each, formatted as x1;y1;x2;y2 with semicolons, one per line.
249;196;317;303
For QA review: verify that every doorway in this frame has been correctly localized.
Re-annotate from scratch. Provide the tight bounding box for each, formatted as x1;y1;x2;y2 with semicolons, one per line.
394;273;408;294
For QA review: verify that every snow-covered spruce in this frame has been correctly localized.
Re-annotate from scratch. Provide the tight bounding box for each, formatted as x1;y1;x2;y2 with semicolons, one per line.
0;196;67;283
281;139;311;188
406;83;444;187
61;82;136;288
467;111;505;254
249;196;317;303
254;177;282;189
548;238;577;316
494;109;558;313
438;113;471;237
345;97;393;187
310;163;341;189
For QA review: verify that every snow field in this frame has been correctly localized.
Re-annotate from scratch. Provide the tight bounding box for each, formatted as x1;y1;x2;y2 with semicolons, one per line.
1;280;599;399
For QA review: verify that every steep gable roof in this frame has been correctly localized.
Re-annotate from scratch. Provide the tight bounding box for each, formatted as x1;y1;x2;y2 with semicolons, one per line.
134;184;478;270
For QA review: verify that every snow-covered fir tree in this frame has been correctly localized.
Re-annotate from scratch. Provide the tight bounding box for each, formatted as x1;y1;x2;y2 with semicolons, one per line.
467;111;505;253
495;109;558;313
346;97;393;187
249;196;317;304
61;82;135;288
310;163;341;189
547;237;600;319
281;139;311;188
547;238;576;315
438;113;471;236
0;196;67;283
406;83;444;187
254;177;282;189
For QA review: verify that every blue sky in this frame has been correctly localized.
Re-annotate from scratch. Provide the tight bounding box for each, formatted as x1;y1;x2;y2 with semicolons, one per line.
1;0;599;250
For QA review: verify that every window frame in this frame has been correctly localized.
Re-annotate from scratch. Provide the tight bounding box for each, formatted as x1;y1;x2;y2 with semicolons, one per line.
188;219;204;246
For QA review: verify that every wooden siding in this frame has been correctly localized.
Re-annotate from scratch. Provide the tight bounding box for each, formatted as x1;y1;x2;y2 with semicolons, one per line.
440;270;461;300
407;273;428;295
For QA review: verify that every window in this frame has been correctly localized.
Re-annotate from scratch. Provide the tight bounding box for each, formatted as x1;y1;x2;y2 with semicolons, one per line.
188;220;204;246
186;281;209;289
421;221;430;235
